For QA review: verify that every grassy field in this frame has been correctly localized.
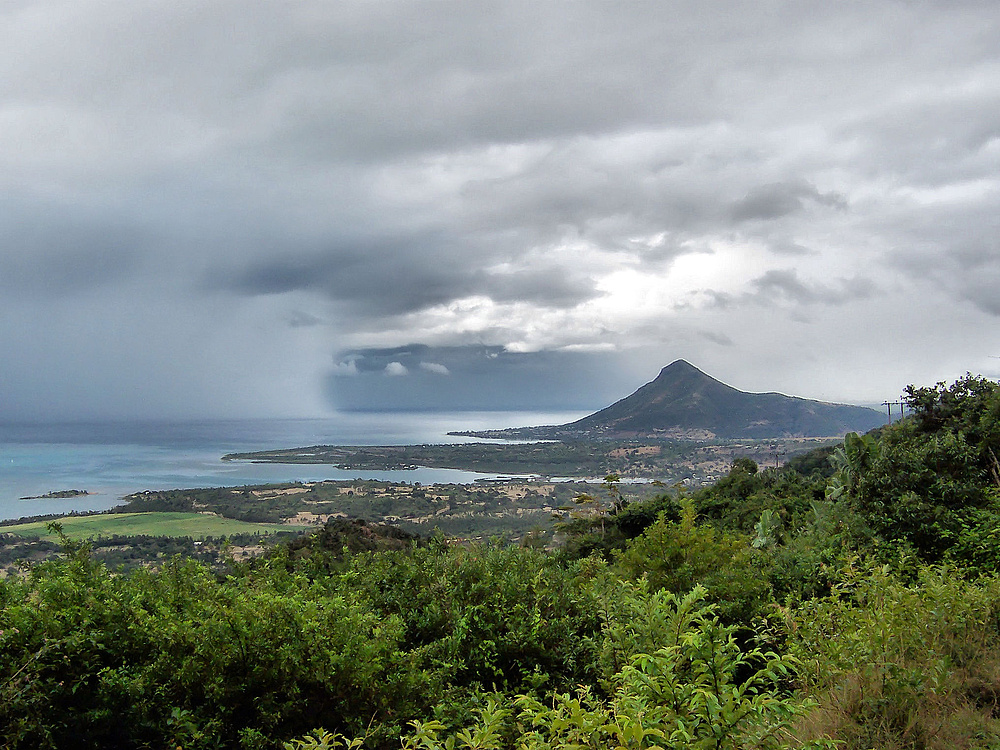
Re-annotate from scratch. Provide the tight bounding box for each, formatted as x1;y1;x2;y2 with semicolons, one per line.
0;512;307;540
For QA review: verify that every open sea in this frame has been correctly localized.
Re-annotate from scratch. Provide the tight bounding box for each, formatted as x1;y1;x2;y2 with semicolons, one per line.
0;411;585;522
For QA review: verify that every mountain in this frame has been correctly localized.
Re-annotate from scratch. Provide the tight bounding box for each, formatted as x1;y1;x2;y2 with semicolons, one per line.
562;360;884;438
452;360;885;440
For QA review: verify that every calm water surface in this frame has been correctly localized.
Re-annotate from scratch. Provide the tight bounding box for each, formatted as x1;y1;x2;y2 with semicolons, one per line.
0;411;584;521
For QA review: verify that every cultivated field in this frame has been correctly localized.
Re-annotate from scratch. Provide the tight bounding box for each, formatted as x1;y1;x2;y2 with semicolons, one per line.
1;512;306;540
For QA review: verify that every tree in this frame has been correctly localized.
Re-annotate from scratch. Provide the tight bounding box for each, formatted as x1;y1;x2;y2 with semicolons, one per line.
830;375;1000;562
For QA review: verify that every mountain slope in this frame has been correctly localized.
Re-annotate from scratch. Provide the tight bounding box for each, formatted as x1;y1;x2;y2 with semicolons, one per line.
565;359;884;438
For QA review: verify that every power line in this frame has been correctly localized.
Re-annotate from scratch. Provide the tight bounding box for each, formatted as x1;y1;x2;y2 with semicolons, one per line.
882;400;904;423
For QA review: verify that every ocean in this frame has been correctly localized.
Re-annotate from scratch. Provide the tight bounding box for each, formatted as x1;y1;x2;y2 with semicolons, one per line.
0;411;585;522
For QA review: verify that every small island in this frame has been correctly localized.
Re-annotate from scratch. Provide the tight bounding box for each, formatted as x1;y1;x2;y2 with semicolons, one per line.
19;489;92;500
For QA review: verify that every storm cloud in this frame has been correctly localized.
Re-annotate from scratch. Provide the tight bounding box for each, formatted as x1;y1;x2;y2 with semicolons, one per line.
2;0;1000;418
328;345;637;411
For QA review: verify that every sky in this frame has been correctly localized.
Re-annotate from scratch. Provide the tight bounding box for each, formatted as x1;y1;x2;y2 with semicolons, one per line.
2;0;999;419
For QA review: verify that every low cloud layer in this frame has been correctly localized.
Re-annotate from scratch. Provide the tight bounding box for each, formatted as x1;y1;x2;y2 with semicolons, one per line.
2;1;999;419
329;345;637;411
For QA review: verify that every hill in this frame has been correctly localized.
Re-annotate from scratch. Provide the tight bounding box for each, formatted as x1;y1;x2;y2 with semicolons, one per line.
456;360;885;439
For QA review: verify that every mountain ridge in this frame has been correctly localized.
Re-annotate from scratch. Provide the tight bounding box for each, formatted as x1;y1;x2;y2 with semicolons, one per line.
453;359;885;440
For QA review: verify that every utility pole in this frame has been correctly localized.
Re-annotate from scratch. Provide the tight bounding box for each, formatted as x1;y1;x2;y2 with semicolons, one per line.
882;400;904;424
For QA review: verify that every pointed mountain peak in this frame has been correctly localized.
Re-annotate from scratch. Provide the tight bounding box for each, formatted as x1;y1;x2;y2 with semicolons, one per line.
564;361;884;438
662;358;698;371
656;359;711;379
649;359;733;392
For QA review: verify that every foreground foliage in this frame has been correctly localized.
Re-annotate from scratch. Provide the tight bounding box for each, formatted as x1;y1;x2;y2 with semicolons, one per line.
0;533;418;749
791;562;1000;749
4;374;1000;749
398;585;818;750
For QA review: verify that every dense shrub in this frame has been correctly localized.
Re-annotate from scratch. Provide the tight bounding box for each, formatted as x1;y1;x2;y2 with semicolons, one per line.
693;460;824;537
823;376;1000;564
790;562;1000;749
0;534;420;749
613;501;772;624
339;540;603;695
390;585;819;750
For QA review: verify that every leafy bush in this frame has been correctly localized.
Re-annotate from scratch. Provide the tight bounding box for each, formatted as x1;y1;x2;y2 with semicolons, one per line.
339;541;603;695
693;460;823;538
828;376;1000;563
614;502;772;623
790;561;1000;749
392;586;821;750
0;533;420;749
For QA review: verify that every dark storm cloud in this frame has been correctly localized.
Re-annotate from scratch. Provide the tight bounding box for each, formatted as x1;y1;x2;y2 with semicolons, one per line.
248;3;724;164
227;254;474;316
767;239;816;257
481;266;602;308
0;242;134;295
699;331;735;347
890;239;1000;317
702;270;877;310
961;275;1000;316
328;344;637;410
749;270;876;306
880;178;1000;317
287;310;323;328
215;234;602;315
2;0;1000;417
0;203;140;295
730;181;848;223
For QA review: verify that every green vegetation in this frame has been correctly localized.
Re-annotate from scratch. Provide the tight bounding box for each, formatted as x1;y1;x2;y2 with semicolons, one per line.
18;489;90;500
0;514;307;574
0;512;305;540
3;373;1000;749
222;437;834;482
223;440;694;476
114;479;670;541
0;532;298;573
